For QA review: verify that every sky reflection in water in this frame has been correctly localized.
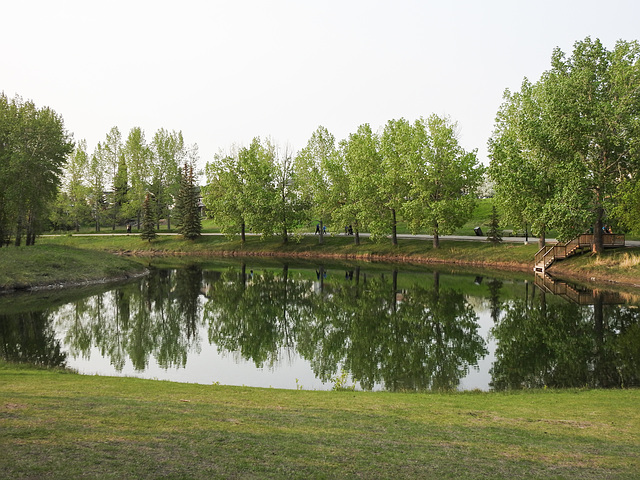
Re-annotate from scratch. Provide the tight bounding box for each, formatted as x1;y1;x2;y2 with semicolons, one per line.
2;260;639;392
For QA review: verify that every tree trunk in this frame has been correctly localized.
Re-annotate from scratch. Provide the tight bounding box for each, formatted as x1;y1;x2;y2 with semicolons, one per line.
538;227;546;249
26;212;36;246
391;269;398;312
391;208;398;246
433;222;440;249
319;219;324;245
592;203;604;254
241;221;246;243
354;224;360;246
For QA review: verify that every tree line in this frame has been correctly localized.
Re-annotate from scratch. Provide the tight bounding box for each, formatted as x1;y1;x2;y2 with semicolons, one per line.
1;94;203;246
203;114;482;248
2;36;638;252
51;126;201;238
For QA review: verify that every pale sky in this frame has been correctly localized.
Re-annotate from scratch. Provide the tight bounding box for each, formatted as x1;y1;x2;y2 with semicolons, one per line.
3;0;639;173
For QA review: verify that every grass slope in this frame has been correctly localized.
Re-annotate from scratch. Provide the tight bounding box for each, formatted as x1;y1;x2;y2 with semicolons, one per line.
1;362;639;479
0;244;146;291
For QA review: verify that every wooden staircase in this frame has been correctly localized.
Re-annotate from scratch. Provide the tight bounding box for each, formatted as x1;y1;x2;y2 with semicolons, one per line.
534;233;625;273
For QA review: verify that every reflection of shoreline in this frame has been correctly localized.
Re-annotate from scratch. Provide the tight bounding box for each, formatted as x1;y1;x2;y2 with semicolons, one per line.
4;263;639;392
535;272;629;305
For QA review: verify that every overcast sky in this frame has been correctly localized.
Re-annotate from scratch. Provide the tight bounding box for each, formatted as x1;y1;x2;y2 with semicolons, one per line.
3;0;639;171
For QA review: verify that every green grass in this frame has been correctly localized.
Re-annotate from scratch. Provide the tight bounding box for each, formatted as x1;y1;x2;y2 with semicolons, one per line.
3;231;640;292
1;361;638;479
39;233;540;267
0;243;146;291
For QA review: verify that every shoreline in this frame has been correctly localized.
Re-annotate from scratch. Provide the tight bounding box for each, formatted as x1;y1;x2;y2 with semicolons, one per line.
3;235;640;293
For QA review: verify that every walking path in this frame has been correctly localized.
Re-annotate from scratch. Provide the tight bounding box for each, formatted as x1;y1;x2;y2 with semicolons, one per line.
56;232;640;247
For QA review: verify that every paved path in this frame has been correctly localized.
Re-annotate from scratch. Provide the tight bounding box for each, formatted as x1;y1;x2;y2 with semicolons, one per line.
56;232;640;247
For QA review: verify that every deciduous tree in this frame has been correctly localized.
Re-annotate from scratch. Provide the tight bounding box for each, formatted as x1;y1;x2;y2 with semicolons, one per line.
405;115;482;248
294;126;338;244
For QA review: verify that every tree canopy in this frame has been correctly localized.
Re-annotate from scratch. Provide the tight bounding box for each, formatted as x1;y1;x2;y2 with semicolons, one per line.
0;93;73;246
489;37;640;251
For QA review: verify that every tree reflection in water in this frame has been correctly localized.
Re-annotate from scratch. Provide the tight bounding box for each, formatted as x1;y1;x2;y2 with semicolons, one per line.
490;284;640;390
205;266;487;391
1;262;639;391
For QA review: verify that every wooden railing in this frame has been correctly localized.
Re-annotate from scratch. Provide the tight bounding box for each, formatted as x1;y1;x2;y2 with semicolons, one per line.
534;271;625;305
534;233;625;272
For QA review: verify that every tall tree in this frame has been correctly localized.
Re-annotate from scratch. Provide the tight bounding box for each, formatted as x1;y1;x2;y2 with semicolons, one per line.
339;124;382;244
104;126;123;230
0;93;17;245
63;139;92;232
488;80;561;248
0;95;73;245
405;115;483;248
542;38;640;251
492;38;640;252
236;138;279;237
380;118;414;246
112;153;129;228
294;126;338;244
203;147;247;241
150;129;185;230
123;127;152;229
270;140;306;243
176;163;201;240
88;143;107;232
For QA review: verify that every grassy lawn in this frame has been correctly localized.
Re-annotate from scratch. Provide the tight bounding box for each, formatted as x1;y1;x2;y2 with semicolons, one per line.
1;362;639;479
0;243;146;291
39;233;540;265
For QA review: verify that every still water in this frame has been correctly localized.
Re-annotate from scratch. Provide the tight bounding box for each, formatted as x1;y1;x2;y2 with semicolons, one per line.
2;260;639;391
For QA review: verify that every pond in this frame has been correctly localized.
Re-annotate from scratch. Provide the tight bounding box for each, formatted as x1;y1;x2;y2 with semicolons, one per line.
1;259;639;392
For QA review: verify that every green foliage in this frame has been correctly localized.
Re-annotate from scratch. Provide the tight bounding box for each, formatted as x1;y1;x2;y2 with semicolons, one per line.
150;129;186;230
0;93;73;246
293;126;338;244
404;115;483;248
177;164;201;240
490;37;640;249
140;193;157;242
122;127;152;227
331;370;357;391
202;151;246;239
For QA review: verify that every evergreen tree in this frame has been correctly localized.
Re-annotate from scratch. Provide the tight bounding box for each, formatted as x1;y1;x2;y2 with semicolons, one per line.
177;163;201;240
140;193;157;242
487;205;502;244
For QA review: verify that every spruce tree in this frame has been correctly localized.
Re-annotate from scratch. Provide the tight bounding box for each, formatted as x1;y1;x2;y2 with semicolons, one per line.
140;193;157;242
178;164;201;240
487;205;502;244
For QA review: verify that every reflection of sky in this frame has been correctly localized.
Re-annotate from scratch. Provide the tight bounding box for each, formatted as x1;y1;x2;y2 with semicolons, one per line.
457;306;496;391
53;293;498;392
56;327;334;391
